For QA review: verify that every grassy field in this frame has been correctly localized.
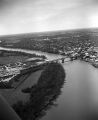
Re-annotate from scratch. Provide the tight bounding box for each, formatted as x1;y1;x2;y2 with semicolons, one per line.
0;56;30;65
0;70;42;105
0;50;46;65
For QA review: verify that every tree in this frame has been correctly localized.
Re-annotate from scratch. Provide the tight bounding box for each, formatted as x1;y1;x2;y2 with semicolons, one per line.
13;62;66;120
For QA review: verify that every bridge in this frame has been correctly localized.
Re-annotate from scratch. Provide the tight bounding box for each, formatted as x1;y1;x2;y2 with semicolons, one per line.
46;56;71;64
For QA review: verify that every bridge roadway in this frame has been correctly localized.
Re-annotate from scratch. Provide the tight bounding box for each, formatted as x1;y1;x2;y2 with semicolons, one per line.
46;56;71;64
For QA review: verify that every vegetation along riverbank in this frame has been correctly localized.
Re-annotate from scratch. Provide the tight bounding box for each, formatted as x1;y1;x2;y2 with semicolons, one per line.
12;62;66;120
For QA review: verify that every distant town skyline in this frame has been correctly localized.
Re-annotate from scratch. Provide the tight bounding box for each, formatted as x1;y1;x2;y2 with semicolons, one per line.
0;0;98;35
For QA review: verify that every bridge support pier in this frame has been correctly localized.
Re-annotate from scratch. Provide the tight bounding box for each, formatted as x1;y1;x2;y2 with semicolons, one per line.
62;59;64;63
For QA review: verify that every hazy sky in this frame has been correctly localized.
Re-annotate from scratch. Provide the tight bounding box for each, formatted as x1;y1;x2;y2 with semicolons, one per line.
0;0;98;35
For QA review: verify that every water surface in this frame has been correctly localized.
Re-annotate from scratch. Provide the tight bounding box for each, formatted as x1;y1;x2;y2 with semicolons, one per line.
41;61;98;120
0;47;63;60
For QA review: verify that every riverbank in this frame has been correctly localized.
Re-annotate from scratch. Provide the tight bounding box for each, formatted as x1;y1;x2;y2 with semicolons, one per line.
13;62;66;120
41;60;98;120
0;46;98;68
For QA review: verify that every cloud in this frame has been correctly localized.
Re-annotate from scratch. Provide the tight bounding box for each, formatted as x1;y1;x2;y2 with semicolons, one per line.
0;0;16;9
90;0;98;4
0;0;98;35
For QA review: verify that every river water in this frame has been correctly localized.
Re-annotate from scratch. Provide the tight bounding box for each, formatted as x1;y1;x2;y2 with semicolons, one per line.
41;60;98;120
1;47;98;120
0;47;63;60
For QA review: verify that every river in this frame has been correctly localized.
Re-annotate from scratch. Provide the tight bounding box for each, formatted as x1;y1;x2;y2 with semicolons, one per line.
1;47;98;120
0;47;64;61
41;60;98;120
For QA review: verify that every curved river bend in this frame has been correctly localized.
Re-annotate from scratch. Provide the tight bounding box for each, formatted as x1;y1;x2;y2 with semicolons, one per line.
0;47;63;60
1;47;98;120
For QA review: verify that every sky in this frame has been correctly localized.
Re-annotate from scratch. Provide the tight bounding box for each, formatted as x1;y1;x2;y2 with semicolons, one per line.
0;0;98;35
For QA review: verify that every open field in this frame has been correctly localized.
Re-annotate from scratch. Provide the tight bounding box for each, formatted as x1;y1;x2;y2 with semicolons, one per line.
0;70;42;105
0;56;29;65
0;49;46;65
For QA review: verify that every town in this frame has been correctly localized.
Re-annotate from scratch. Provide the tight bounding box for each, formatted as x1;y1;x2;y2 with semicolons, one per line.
1;29;98;89
0;41;98;87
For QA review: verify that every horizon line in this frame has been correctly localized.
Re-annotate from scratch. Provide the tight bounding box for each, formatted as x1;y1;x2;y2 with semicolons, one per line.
0;27;98;37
